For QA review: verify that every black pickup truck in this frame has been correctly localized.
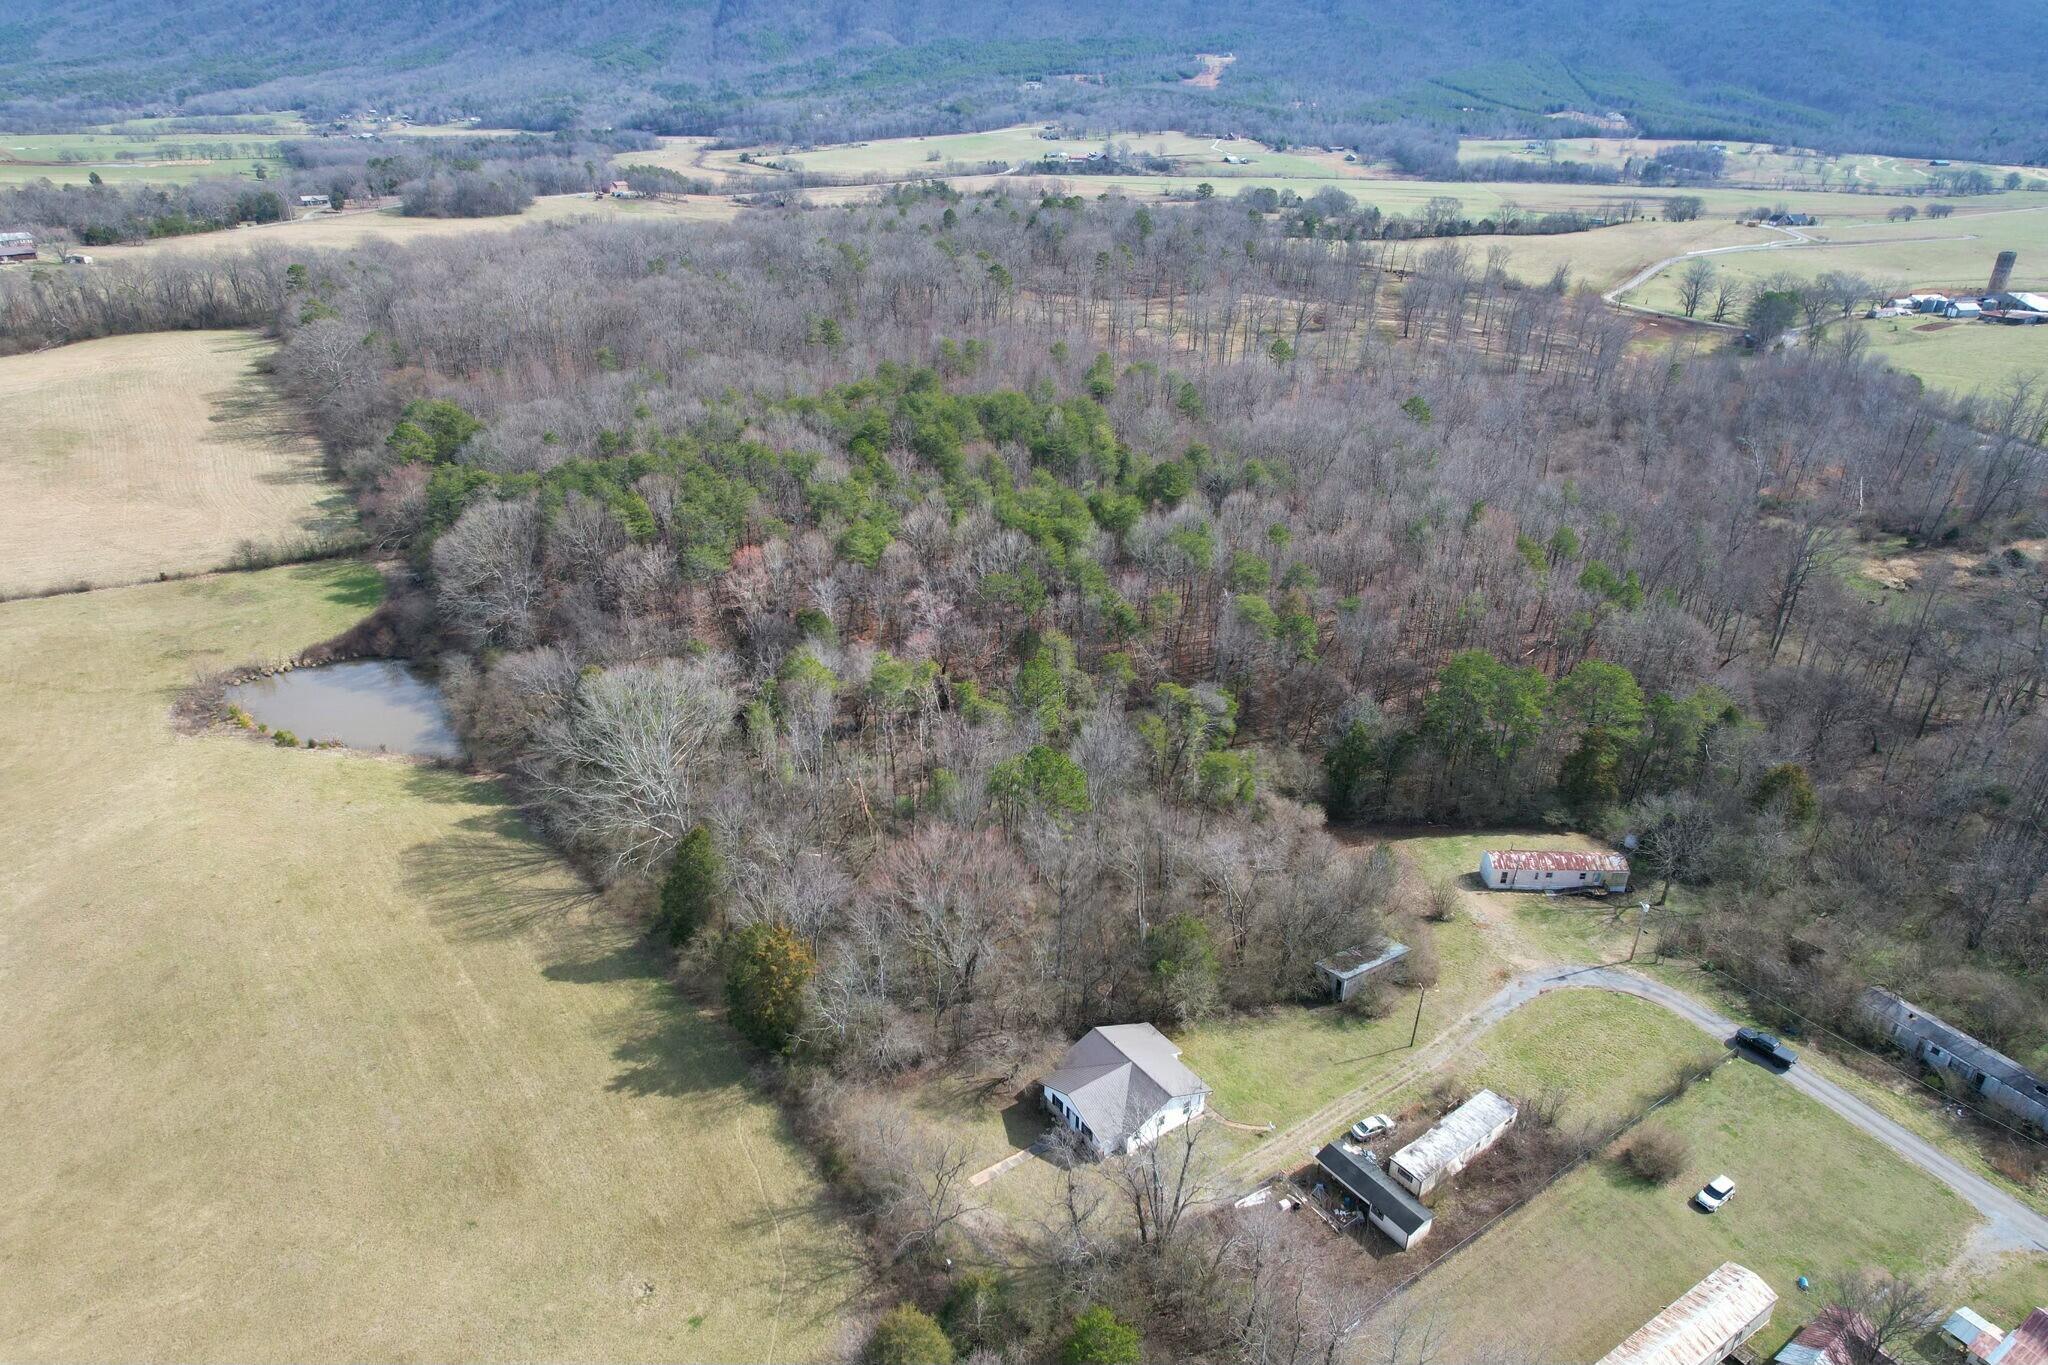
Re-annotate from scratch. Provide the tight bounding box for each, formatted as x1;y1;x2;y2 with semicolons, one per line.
1734;1027;1798;1069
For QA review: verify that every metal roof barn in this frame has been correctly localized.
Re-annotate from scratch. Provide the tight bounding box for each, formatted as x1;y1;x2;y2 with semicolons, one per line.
1597;1262;1777;1365
1389;1088;1517;1195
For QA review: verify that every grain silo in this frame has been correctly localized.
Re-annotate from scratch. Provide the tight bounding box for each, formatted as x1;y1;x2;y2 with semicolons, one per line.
1989;250;2019;294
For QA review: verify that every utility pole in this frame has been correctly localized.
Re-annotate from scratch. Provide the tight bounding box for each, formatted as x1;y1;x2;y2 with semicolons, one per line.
1627;901;1651;962
1410;986;1428;1047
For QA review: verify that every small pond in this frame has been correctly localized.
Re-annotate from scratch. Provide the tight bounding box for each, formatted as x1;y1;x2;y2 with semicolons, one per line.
227;660;463;760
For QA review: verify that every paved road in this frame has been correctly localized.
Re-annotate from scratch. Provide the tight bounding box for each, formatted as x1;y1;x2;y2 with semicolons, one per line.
1245;963;2048;1255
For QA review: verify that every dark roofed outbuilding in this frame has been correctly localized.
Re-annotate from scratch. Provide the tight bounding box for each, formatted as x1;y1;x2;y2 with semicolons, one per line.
1314;1142;1433;1249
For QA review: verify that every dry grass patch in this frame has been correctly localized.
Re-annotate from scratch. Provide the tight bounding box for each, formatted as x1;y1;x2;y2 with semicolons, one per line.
0;331;353;597
0;563;863;1361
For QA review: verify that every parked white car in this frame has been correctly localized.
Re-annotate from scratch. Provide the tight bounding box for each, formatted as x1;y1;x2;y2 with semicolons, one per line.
1349;1114;1393;1142
1694;1174;1736;1213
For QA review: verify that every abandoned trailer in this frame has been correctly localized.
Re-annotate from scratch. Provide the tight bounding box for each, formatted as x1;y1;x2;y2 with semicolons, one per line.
1389;1089;1518;1197
1479;848;1630;892
1598;1262;1777;1365
1860;988;2048;1131
1315;941;1410;1002
1312;1142;1434;1249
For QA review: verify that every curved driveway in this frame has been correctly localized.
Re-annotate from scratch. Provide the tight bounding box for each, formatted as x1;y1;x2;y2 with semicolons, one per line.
1245;963;2048;1255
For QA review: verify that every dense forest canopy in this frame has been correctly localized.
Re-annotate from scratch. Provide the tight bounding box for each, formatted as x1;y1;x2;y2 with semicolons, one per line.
8;171;2048;1359
7;0;2048;162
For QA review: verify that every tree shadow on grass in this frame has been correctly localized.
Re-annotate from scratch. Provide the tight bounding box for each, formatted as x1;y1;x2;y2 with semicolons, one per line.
286;560;384;610
605;997;757;1098
398;772;599;940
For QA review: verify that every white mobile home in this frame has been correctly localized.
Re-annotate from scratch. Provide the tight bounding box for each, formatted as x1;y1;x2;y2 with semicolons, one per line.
1598;1263;1777;1365
1389;1089;1517;1196
1041;1023;1210;1156
1479;849;1629;892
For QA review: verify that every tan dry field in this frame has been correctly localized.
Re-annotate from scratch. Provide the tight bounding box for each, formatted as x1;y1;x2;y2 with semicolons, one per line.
0;331;350;598
86;193;740;263
0;561;863;1361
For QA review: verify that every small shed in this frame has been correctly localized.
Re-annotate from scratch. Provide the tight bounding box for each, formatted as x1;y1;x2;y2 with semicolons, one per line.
1948;300;1984;319
1479;849;1629;892
1390;1088;1517;1196
1942;1307;2004;1360
1313;1142;1433;1250
1597;1262;1777;1365
1316;941;1410;1002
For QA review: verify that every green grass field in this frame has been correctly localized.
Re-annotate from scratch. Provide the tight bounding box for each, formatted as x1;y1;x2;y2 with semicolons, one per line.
0;131;288;185
1856;316;2048;397
1389;1060;1978;1362
1174;914;1495;1133
0;562;860;1360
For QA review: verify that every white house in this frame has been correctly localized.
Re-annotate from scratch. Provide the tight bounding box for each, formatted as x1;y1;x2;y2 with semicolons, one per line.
1041;1023;1209;1156
1389;1089;1517;1196
1479;848;1630;892
1598;1263;1778;1365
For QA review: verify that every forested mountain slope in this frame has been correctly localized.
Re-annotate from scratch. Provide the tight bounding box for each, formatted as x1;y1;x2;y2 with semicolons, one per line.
6;0;2047;161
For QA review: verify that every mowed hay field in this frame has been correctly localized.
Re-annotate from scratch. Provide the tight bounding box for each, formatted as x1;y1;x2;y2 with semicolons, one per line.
85;193;741;263
1857;315;2048;396
0;563;862;1361
0;331;350;598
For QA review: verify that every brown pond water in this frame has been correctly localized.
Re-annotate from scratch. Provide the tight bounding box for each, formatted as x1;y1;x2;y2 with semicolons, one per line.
226;660;462;760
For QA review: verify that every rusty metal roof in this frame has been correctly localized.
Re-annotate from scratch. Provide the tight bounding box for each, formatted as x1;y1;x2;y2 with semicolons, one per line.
1597;1263;1777;1365
1484;849;1630;873
1990;1310;2048;1365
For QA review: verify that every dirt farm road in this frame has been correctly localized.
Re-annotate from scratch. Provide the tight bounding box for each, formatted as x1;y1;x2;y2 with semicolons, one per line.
1241;963;2048;1256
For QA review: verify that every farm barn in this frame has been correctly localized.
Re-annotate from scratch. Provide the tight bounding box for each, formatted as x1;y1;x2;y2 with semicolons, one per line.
1313;1142;1434;1250
1315;941;1410;1002
0;232;36;264
1597;1262;1777;1365
1479;848;1630;892
1389;1089;1517;1196
1040;1023;1210;1156
1860;988;2048;1131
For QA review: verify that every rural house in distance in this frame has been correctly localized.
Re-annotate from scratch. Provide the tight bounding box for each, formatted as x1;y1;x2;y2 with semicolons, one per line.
1860;988;2048;1130
1597;1262;1777;1365
1039;1023;1209;1156
0;231;36;264
1479;848;1630;892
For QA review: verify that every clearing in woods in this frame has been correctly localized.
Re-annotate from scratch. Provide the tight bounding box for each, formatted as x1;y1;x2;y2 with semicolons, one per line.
80;192;740;263
0;561;862;1360
0;331;352;598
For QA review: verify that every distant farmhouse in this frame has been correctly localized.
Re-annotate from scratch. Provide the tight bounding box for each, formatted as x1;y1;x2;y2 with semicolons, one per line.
1389;1088;1517;1196
1040;1023;1209;1156
0;231;36;264
1861;988;2048;1131
1479;848;1630;892
1315;940;1409;1002
1598;1262;1777;1365
1312;1141;1433;1249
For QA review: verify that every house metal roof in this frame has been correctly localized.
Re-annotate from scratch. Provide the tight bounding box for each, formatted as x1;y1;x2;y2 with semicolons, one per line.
1988;1310;2048;1365
1483;849;1630;873
1945;1308;2005;1359
1862;989;2048;1098
1313;1142;1432;1234
1597;1263;1777;1365
1391;1089;1517;1182
1041;1024;1208;1147
1773;1308;1893;1365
